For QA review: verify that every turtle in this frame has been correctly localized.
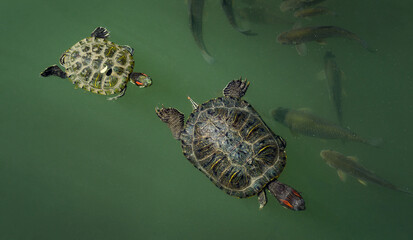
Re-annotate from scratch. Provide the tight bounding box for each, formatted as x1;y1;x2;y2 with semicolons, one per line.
155;78;305;210
40;27;152;100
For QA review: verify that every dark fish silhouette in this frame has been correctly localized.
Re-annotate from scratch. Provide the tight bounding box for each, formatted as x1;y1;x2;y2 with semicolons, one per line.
188;0;214;63
271;107;382;147
221;0;256;35
277;25;376;55
293;6;336;18
324;51;344;125
320;150;412;195
280;0;326;12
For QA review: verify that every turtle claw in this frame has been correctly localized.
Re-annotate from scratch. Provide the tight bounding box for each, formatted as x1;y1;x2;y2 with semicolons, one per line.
91;27;110;39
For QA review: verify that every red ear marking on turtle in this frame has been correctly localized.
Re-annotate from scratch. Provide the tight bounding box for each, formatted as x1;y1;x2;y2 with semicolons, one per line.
292;190;302;198
281;199;293;209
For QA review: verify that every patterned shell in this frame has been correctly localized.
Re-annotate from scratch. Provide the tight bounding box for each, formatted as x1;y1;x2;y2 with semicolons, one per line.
180;96;287;198
60;37;134;95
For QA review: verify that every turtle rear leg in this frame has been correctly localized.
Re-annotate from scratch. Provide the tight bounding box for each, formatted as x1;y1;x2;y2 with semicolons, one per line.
40;65;67;78
107;86;127;101
223;77;250;98
258;190;267;209
121;45;134;55
155;107;185;140
91;27;110;39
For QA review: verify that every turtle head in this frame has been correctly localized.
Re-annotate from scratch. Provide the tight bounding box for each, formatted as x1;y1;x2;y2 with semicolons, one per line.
268;180;305;211
131;72;152;88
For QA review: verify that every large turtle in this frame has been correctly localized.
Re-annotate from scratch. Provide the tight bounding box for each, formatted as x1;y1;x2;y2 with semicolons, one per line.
155;79;305;210
40;27;152;100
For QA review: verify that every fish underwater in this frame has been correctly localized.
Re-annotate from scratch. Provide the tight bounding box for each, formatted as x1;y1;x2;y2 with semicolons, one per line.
221;0;256;35
324;51;344;126
271;107;382;147
188;0;214;63
280;0;326;12
320;150;412;195
277;25;376;55
293;6;337;18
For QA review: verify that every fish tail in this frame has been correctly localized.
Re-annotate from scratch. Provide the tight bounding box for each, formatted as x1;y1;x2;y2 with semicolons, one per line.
397;187;413;196
360;39;378;53
201;50;215;64
336;108;343;127
365;137;383;147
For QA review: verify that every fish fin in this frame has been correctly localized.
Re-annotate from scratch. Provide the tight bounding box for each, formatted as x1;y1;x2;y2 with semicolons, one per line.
358;179;368;186
337;170;346;182
316;70;326;81
367;137;383;148
348;156;358;162
316;39;327;45
295;43;307;56
359;39;378;53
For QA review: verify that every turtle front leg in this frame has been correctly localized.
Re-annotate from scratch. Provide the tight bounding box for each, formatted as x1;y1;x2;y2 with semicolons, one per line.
155;107;185;140
223;77;250;99
91;27;110;39
40;65;67;79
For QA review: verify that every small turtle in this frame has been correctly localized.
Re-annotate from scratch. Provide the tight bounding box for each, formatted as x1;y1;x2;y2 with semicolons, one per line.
155;79;305;210
40;27;152;100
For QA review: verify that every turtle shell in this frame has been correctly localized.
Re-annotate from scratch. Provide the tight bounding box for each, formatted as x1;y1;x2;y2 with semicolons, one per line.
60;37;134;95
180;96;287;198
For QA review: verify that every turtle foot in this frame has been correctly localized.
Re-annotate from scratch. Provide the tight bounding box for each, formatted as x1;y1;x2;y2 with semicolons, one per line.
40;65;67;78
155;107;184;139
91;27;110;39
223;78;250;98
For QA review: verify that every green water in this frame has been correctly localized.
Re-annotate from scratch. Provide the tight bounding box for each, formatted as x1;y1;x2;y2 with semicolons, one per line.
1;0;412;239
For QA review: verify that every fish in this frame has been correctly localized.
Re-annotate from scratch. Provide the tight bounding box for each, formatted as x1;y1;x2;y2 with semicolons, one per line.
271;107;382;147
324;51;344;126
221;0;256;35
277;25;376;55
293;6;336;18
280;0;326;12
320;150;412;195
188;0;214;63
